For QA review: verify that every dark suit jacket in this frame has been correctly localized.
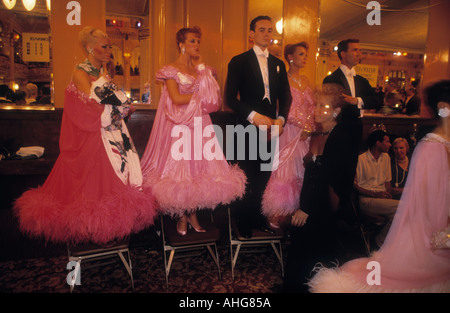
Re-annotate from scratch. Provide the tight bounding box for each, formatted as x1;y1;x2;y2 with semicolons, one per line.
404;95;421;115
323;67;381;111
225;49;292;125
300;105;361;222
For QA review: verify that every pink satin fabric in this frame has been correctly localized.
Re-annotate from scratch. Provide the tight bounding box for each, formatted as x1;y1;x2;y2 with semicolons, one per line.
309;134;450;292
262;86;315;218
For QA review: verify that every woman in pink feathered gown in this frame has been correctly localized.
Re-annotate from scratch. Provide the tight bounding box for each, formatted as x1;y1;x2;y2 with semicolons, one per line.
13;27;158;245
308;80;450;293
140;27;246;235
262;42;314;227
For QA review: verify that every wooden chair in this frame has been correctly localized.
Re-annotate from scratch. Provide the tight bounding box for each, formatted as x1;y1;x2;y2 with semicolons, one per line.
160;212;221;288
227;207;284;281
66;238;134;292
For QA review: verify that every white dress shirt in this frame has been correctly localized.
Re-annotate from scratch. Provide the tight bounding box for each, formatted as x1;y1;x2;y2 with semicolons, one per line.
355;150;392;192
247;46;284;125
340;64;364;109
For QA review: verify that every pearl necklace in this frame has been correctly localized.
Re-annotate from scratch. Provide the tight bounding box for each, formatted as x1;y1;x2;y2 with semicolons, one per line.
394;157;408;188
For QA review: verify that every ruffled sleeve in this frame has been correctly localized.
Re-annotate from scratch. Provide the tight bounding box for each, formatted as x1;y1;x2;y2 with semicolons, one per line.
155;65;180;83
193;64;221;114
64;82;103;133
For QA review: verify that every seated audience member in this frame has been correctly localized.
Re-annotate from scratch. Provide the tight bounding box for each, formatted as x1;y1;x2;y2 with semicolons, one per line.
381;91;403;114
390;137;410;200
24;83;38;105
354;129;399;247
34;86;52;105
0;84;13;103
402;85;421;115
12;90;26;105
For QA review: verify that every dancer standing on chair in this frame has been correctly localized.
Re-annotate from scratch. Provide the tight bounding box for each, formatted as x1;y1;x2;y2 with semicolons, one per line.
262;42;315;228
14;26;158;244
140;26;246;235
225;16;292;238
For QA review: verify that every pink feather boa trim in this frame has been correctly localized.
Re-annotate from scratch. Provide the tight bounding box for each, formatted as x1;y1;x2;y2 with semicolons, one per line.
13;186;158;244
262;177;303;218
144;164;246;217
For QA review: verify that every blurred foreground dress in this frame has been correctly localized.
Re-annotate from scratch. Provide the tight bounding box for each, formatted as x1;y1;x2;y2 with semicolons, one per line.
308;133;450;292
14;71;158;244
140;65;246;216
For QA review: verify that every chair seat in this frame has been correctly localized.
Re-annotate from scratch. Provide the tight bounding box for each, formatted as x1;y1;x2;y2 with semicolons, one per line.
68;238;130;257
228;208;284;280
231;218;284;241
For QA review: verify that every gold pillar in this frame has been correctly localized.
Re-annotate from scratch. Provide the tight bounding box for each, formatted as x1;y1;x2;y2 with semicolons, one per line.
51;0;106;107
422;0;450;117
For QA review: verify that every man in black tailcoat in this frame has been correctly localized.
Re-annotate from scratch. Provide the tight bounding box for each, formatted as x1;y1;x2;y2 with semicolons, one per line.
225;15;292;238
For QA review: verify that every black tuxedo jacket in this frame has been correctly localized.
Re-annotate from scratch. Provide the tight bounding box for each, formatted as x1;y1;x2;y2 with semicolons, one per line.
225;49;292;125
323;67;381;111
404;95;421;115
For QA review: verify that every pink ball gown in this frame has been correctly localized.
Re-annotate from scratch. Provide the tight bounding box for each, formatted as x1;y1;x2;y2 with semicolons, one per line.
308;133;450;292
262;86;315;218
140;64;246;216
13;68;158;245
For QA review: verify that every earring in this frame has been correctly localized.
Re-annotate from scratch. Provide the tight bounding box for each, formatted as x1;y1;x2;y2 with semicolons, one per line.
181;47;186;55
289;60;293;64
88;48;94;56
438;107;450;118
332;112;338;119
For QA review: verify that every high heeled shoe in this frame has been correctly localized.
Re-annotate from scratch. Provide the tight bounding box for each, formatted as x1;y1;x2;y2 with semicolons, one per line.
187;215;206;233
176;217;188;236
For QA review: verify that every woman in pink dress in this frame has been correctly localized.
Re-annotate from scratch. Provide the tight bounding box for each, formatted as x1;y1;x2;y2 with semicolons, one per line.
14;27;158;244
140;27;246;235
308;79;450;293
262;42;315;228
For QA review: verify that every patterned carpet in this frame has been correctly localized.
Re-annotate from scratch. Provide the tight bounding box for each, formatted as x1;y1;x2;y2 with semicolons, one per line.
0;207;367;295
0;206;289;294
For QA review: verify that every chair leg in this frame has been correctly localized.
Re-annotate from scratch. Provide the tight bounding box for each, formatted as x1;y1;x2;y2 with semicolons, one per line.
206;244;221;280
118;250;135;291
164;249;175;289
271;241;284;277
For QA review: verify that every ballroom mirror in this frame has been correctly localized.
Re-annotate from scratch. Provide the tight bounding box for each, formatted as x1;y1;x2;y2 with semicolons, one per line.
0;0;53;108
105;0;149;104
317;0;429;93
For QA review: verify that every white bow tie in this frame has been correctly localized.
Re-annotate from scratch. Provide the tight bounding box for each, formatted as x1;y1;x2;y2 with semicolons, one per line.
345;67;356;77
257;50;269;58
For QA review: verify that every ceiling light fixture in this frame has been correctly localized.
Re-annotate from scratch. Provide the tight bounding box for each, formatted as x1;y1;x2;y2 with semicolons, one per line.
22;0;36;11
2;0;16;10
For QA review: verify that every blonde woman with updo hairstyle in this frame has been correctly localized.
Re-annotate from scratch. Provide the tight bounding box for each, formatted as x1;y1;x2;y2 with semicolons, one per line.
140;26;246;236
14;26;157;245
283;83;363;292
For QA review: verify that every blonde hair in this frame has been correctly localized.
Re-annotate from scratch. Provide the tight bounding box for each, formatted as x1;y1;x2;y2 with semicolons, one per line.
25;83;38;98
78;26;108;52
392;137;409;152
